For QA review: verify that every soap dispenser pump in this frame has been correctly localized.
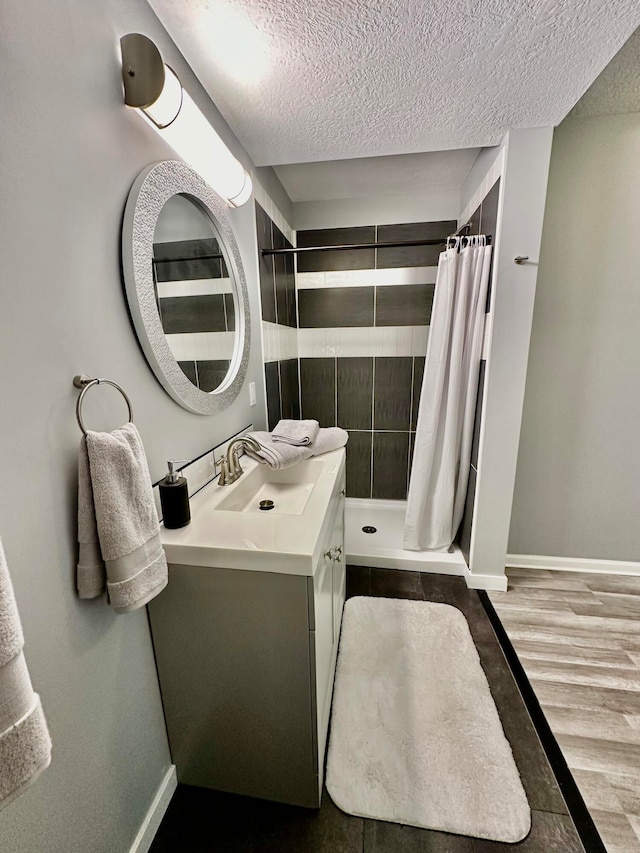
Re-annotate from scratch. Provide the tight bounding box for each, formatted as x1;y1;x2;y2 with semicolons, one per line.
159;461;191;529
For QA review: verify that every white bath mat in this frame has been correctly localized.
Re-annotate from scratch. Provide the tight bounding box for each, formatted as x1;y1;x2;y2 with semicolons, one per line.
326;597;531;843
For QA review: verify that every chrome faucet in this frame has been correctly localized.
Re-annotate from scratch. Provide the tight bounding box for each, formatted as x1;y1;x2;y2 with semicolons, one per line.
217;435;262;486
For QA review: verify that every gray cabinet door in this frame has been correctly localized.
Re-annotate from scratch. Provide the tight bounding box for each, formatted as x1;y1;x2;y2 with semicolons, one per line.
149;564;319;807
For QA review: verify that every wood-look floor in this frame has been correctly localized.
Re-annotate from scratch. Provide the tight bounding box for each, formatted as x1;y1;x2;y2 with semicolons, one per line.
489;568;640;853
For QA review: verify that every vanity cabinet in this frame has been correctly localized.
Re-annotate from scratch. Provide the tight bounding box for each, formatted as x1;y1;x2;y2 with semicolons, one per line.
148;463;346;809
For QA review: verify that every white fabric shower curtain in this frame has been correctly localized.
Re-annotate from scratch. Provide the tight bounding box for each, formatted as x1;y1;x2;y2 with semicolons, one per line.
404;239;492;551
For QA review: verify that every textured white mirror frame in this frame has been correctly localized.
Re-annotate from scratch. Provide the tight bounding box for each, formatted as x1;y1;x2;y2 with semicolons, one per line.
122;160;250;414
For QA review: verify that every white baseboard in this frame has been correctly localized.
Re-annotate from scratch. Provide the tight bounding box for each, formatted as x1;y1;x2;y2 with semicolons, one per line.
506;554;640;576
130;765;177;853
463;565;508;592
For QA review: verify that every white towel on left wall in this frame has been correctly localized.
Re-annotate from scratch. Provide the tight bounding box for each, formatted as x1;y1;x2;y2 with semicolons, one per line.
0;537;51;812
77;423;168;613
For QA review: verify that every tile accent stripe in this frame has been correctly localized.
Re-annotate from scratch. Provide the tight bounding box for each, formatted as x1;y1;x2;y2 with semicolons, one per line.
157;278;234;298
262;322;299;363
166;331;235;362
298;326;428;358
296;266;438;289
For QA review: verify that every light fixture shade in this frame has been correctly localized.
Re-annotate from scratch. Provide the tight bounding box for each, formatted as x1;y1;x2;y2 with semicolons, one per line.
142;65;182;129
121;34;253;208
228;172;253;208
159;89;248;201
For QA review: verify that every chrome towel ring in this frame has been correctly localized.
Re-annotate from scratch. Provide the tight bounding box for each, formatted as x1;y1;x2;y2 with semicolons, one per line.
73;374;134;436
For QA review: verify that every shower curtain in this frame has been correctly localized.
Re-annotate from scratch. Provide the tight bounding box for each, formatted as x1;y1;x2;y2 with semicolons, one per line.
404;238;492;551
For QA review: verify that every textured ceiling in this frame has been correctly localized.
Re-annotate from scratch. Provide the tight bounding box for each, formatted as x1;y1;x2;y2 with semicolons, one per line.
148;0;640;167
274;149;481;202
567;26;640;119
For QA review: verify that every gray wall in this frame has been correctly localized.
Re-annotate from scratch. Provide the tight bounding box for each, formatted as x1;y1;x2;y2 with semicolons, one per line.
0;1;266;850
509;112;640;561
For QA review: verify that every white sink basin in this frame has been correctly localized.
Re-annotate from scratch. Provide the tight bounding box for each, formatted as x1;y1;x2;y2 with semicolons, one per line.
160;449;346;576
216;461;320;515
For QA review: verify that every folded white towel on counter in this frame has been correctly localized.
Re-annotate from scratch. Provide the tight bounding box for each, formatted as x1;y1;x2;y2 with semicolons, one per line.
244;432;313;470
77;423;168;613
310;427;349;456
0;538;51;812
272;419;320;446
245;428;349;470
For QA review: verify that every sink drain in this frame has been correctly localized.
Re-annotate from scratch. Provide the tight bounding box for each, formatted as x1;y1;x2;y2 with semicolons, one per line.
362;526;377;534
259;500;275;511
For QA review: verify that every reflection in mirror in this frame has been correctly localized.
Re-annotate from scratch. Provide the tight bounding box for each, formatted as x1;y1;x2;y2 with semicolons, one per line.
152;194;236;393
122;160;250;415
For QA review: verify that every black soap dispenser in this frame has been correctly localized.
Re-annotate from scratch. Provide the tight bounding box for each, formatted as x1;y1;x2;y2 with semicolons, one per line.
159;461;191;529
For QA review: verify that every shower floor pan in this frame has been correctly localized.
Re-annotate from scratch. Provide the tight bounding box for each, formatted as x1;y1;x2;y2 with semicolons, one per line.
345;499;467;575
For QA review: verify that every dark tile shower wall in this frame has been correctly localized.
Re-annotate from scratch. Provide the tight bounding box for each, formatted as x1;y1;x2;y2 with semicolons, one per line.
279;357;301;420
256;202;300;429
297;226;376;272
458;178;500;563
297;219;455;500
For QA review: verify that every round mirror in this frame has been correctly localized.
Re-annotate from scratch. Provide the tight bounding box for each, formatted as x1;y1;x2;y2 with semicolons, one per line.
122;160;250;414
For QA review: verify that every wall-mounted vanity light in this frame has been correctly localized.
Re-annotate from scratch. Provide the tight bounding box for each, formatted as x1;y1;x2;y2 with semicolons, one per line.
120;33;252;207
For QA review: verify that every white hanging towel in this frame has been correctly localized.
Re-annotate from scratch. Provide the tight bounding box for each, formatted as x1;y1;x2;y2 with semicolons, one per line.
404;241;492;551
77;423;168;613
0;538;52;811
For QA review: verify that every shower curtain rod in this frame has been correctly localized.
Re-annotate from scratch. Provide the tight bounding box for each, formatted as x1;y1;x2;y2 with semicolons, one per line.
261;221;474;256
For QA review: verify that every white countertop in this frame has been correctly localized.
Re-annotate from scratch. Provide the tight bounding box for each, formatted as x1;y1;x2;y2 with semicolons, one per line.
160;449;346;576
